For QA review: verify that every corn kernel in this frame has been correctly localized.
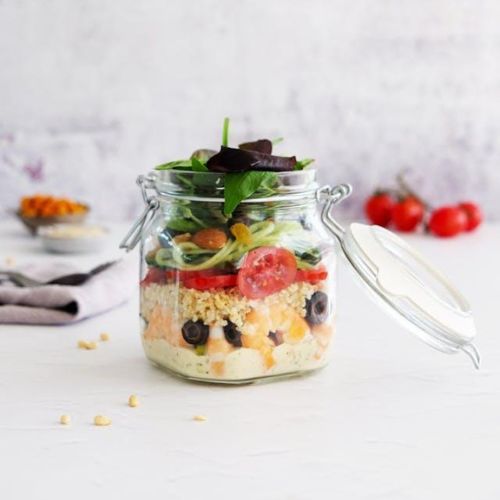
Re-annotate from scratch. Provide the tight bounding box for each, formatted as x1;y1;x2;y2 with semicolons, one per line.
99;332;110;342
128;395;139;408
94;415;111;426
59;414;71;425
193;415;207;422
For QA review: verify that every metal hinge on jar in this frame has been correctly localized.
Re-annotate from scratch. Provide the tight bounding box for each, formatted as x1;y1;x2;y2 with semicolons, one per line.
316;183;353;242
119;175;159;251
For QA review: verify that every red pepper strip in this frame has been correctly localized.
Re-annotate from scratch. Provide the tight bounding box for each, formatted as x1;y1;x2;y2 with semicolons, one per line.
164;269;221;282
295;268;328;283
183;274;238;290
141;267;167;286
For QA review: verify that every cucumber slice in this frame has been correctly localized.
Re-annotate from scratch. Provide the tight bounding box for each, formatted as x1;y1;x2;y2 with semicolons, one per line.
155;248;173;267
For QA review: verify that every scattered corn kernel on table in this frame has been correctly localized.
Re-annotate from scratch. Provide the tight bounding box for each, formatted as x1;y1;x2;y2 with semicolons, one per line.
1;219;499;500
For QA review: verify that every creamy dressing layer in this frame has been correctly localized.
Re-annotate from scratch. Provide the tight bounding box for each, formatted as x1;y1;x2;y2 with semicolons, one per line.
141;333;330;382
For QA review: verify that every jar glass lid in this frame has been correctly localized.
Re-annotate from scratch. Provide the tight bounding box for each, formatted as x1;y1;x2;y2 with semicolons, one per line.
320;185;480;368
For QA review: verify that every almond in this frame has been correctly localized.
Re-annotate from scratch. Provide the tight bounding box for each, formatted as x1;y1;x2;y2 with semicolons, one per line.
192;228;227;250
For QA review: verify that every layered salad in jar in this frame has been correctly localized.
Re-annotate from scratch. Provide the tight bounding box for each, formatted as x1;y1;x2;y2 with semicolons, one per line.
140;120;335;383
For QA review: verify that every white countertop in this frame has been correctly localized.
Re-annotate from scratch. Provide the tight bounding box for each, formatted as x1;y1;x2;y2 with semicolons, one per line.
1;219;499;500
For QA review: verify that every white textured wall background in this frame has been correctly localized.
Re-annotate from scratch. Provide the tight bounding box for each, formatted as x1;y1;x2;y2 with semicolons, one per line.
1;0;499;220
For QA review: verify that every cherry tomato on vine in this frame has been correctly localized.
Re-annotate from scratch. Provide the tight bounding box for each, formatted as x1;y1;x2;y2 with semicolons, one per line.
364;192;395;227
391;197;424;232
458;202;483;232
428;206;467;237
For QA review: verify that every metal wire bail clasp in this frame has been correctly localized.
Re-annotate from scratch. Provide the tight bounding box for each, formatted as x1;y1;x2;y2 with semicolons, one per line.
316;183;352;242
119;175;159;251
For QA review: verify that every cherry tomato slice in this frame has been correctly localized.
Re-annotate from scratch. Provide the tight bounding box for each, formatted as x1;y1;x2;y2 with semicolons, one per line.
183;274;237;290
238;247;297;299
296;267;328;283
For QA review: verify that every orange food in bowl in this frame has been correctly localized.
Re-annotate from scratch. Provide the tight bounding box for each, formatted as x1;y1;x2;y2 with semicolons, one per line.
19;195;87;218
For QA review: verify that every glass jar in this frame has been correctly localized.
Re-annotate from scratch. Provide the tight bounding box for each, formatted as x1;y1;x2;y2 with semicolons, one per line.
125;169;342;383
122;167;481;382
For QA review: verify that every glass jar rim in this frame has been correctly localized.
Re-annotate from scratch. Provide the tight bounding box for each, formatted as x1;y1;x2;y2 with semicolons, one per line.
148;168;319;202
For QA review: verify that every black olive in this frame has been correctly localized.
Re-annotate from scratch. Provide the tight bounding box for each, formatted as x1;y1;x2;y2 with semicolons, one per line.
305;291;330;325
223;321;242;347
181;320;209;346
268;331;284;346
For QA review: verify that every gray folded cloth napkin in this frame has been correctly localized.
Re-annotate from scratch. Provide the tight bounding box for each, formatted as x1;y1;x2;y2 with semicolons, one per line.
0;257;136;324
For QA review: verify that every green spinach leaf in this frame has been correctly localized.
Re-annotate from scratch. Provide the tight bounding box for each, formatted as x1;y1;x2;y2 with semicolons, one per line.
223;171;275;216
295;158;315;170
156;159;192;170
191;157;208;172
166;218;202;233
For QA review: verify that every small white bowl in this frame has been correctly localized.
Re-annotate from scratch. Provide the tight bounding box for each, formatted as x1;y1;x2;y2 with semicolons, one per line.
38;224;109;254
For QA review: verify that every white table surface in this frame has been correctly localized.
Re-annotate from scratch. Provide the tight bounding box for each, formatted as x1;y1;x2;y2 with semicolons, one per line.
1;219;499;500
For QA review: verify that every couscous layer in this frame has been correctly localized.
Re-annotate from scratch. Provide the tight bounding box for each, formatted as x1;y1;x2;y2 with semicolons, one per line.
140;281;319;328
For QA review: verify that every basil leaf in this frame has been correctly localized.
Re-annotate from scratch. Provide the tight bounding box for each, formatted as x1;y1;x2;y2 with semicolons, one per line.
295;158;315;170
155;159;193;170
223;171;275;216
191;157;208;172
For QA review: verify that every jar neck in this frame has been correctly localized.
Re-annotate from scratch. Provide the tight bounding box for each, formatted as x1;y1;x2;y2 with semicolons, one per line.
150;169;319;201
158;195;318;215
